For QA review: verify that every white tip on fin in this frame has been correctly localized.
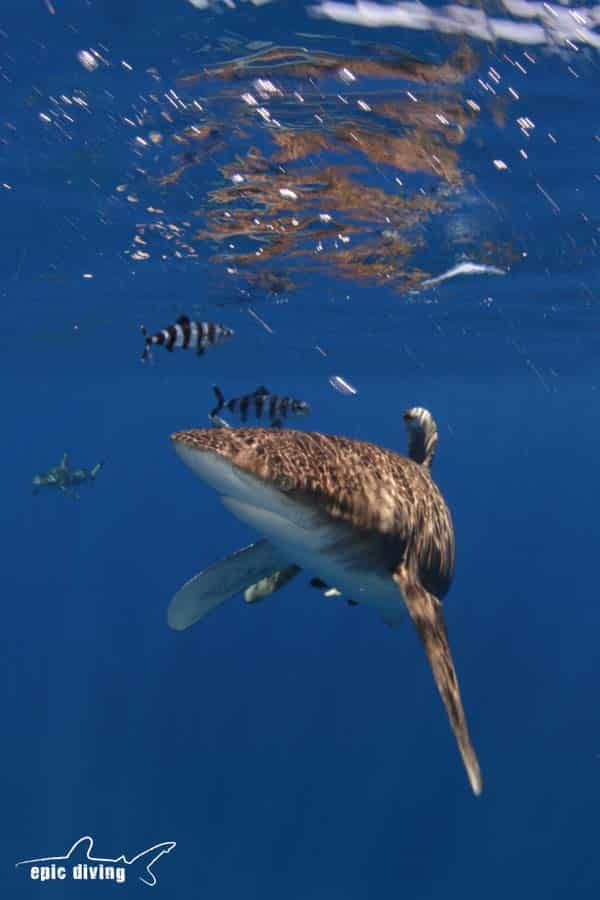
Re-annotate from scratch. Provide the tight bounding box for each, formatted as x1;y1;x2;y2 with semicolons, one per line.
168;539;291;631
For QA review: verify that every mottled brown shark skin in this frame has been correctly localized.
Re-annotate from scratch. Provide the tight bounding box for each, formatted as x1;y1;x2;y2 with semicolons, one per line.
394;566;482;797
171;427;482;796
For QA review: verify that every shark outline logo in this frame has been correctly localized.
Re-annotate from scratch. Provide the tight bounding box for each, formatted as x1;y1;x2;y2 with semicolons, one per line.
15;835;176;887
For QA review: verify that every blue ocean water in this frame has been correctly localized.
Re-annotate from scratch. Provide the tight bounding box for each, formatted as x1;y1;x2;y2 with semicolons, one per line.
4;0;600;895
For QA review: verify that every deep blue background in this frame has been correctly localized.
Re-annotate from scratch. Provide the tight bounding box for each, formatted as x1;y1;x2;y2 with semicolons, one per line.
3;0;600;896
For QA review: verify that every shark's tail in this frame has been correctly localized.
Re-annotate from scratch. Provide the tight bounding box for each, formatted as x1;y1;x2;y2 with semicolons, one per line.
211;385;225;418
140;325;152;362
90;460;106;480
128;842;176;888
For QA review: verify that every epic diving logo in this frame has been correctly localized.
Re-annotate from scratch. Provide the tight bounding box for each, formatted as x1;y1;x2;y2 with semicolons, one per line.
16;836;176;887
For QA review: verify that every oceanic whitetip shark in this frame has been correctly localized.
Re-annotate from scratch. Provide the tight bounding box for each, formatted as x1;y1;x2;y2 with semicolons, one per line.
168;408;482;795
32;453;104;498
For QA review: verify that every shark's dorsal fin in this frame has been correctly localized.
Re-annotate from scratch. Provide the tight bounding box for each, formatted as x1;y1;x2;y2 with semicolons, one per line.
66;836;95;859
254;385;270;396
60;453;69;469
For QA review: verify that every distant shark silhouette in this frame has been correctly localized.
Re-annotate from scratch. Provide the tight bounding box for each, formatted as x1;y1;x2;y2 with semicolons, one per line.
32;452;105;498
16;835;176;887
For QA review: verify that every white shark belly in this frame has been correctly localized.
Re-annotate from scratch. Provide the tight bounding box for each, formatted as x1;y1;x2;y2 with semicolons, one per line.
220;494;403;619
174;444;404;620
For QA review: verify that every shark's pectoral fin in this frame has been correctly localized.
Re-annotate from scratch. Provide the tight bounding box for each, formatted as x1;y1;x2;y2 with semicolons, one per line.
168;540;292;631
244;564;301;604
393;566;482;797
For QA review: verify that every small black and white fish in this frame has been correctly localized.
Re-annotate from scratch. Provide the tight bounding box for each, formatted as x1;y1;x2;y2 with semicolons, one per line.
211;385;310;428
141;315;234;362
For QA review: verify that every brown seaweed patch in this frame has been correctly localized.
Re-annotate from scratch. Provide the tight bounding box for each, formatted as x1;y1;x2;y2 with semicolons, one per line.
194;153;440;289
131;40;511;291
333;125;461;182
377;98;476;144
271;130;332;163
177;42;477;87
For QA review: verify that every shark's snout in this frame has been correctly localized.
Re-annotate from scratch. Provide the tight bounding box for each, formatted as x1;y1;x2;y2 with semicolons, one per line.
172;437;248;500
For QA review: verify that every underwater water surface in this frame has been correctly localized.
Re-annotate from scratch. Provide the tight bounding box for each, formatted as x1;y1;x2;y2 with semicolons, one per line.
4;0;600;896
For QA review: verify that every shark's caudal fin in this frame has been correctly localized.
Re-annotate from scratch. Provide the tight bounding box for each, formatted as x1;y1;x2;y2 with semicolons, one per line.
394;567;482;797
168;539;292;630
90;461;105;480
127;842;176;887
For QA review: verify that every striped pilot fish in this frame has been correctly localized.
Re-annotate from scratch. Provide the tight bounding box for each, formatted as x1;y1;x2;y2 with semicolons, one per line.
141;315;234;361
211;385;310;428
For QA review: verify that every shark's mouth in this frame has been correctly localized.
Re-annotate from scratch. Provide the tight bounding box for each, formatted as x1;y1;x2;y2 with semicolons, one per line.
174;443;316;528
175;442;326;551
174;443;402;607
